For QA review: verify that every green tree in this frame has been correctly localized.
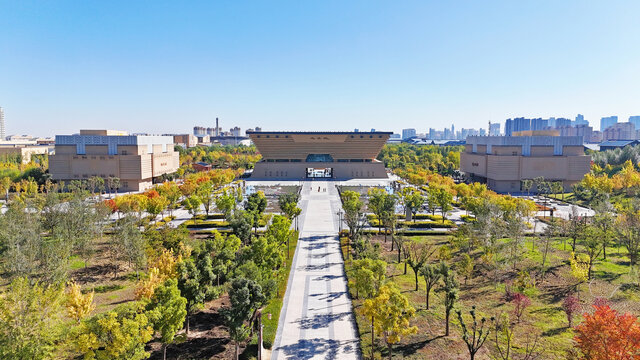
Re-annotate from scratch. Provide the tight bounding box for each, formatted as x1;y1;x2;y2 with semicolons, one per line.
220;278;267;360
420;263;443;310
196;180;214;215
266;215;293;258
0;203;44;279
368;188;391;233
582;226;603;280
521;179;533;196
433;186;454;223
350;258;387;299
230;210;254;244
244;191;267;233
182;195;202;224
457;254;474;285
146;278;187;360
403;189;424;221
113;215;146;278
405;241;435;291
176;253;216;335
456;306;491;360
216;189;237;219
361;284;418;360
341;190;365;258
209;231;242;285
443;272;458;336
0;277;65;359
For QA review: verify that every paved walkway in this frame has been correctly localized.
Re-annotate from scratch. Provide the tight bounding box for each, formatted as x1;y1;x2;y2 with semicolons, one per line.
271;181;360;360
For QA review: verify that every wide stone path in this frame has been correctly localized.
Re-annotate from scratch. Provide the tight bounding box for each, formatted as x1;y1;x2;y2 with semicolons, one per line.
271;181;360;360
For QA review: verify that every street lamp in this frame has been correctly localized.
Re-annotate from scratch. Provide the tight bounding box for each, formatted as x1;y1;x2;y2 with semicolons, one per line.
336;210;343;232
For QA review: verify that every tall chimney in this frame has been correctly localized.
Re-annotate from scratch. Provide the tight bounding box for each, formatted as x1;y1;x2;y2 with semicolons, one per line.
215;117;219;137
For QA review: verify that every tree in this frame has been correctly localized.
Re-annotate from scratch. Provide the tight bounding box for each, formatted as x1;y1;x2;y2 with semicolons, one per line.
522;179;533;196
361;284;417;360
582;226;603;280
420;263;443;310
493;313;515;360
433;186;454;223
230;210;254;244
245;191;267;233
66;280;96;323
220;278;267;360
457;253;474;285
156;181;182;217
107;176;120;195
176;251;216;335
267;215;292;257
113;215;146;278
405;241;435;291
341;190;365;258
216;189;237;219
350;258;387;299
0;277;65;359
368;188;389;233
0;203;44;279
574;304;640;360
443;272;458;336
279;193;302;230
562;295;580;328
74;302;153;360
196;180;214;215
403;188;424;220
209;232;241;285
617;205;640;267
88;176;105;195
146;278;187;360
456;306;491;360
511;293;531;323
146;195;169;224
182;195;202;224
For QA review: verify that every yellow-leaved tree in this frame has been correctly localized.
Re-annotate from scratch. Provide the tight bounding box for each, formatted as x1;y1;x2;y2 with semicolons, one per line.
362;284;417;360
66;281;95;323
135;249;182;300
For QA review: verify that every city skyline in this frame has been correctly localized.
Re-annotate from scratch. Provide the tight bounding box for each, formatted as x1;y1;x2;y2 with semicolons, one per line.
2;1;640;136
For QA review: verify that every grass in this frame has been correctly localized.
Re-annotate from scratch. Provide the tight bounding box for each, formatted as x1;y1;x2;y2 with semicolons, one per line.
69;255;86;270
259;230;300;349
84;284;126;294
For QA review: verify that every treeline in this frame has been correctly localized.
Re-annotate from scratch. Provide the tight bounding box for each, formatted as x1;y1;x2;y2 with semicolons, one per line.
377;144;462;185
177;144;261;170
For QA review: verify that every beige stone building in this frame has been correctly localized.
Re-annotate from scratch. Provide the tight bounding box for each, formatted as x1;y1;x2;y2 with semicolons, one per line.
49;130;179;192
460;134;591;193
247;131;391;179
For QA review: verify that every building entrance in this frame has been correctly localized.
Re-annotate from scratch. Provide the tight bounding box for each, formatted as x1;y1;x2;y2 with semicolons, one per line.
306;167;333;178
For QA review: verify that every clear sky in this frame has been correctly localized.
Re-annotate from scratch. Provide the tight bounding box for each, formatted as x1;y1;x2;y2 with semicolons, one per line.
1;1;639;136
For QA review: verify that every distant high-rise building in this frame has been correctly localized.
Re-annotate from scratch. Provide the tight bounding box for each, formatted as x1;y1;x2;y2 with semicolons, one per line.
600;116;618;131
489;122;501;136
629;116;640;130
354;128;359;132
531;118;549;131
402;128;416;139
479;128;486;136
371;128;376;132
230;127;241;137
603;122;635;141
555;118;571;128
574;114;588;126
444;127;453;139
505;118;531;136
0;107;4;140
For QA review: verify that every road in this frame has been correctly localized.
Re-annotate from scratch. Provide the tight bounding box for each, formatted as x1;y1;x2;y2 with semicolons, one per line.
271;181;360;360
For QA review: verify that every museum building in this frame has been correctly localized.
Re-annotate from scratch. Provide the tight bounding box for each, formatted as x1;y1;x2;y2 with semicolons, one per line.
247;131;391;179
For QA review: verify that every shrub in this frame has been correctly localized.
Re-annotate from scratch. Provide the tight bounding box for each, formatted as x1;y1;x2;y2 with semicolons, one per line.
562;295;580;327
512;293;531;323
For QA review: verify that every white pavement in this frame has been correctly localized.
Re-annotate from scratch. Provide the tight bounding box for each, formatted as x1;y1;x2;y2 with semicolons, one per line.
271;181;360;360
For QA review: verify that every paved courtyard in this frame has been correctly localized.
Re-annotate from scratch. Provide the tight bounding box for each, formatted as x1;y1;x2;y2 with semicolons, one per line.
271;181;360;360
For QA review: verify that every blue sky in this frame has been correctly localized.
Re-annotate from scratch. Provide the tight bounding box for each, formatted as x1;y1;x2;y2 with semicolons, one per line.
1;1;639;136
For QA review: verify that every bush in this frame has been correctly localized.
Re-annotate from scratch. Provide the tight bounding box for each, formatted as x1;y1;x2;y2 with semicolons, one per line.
83;284;125;294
